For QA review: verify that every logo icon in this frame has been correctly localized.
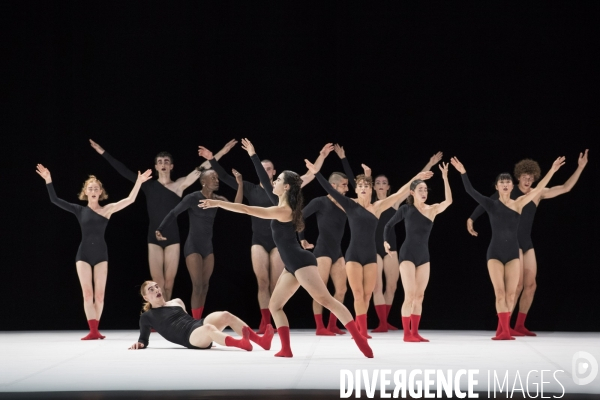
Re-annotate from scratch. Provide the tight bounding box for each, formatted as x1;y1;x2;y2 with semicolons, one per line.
572;351;598;385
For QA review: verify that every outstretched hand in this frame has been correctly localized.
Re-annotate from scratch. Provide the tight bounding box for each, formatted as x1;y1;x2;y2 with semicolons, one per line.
199;199;218;209
36;164;52;183
304;159;320;175
320;143;334;158
89;139;105;155
137;169;153;183
416;171;434;181
334;144;346;159
450;157;466;174
439;162;449;178
220;139;238;155
241;138;256;156
198;146;214;160
429;151;443;166
578;149;589;168
232;168;243;184
550;156;566;173
361;164;371;177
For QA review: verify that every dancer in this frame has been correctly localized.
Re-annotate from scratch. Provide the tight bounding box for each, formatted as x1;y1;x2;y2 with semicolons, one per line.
298;145;360;335
199;139;373;358
129;281;274;351
36;164;151;340
371;152;443;333
306;157;433;339
90;138;236;301
383;162;452;342
155;168;244;320
450;156;565;340
467;150;588;336
198;142;333;333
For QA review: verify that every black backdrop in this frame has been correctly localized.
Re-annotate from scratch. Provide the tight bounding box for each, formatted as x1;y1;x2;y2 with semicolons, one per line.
2;2;598;332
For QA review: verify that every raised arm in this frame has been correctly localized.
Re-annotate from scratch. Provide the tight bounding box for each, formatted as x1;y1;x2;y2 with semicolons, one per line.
375;170;434;213
199;199;289;221
306;159;357;210
383;205;407;253
198;139;238;170
432;162;452;215
36;164;80;214
421;151;443;172
232;169;244;203
240;138;279;205
540;150;587;200
450;157;494;210
103;170;152;217
515;156;565;208
336;144;357;189
90;139;138;183
198;146;240;189
175;169;201;193
155;193;196;241
300;143;334;187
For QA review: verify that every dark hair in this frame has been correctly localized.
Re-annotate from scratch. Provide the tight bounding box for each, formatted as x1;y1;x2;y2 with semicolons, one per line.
154;151;174;165
514;159;541;181
199;168;216;185
261;159;274;167
373;174;391;201
495;173;513;186
328;172;348;184
282;170;304;232
406;179;426;205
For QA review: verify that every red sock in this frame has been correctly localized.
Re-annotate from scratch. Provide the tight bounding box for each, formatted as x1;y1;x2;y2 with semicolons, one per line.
192;307;204;320
402;316;419;342
356;314;372;339
514;312;537;336
81;319;105;340
246;324;274;350
345;320;373;358
492;312;515;340
274;326;293;357
386;305;399;330
371;304;388;332
258;308;270;334
327;313;346;334
224;327;252;351
410;314;429;342
315;314;335;336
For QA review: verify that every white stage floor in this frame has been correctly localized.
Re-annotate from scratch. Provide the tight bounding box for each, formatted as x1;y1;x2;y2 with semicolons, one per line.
0;330;598;397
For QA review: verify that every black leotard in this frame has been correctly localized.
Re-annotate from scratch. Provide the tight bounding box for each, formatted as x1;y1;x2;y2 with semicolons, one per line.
376;207;398;258
298;196;347;261
384;204;433;267
315;173;379;265
209;159;276;253
138;306;210;349
247;154;316;275
469;186;536;252
462;174;520;264
46;183;109;266
157;192;217;258
102;152;181;248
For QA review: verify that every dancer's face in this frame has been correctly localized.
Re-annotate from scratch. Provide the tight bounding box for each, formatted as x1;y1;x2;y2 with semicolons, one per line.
155;157;173;175
517;174;535;190
261;161;276;181
85;182;103;202
143;282;163;303
355;179;372;199
332;178;349;195
495;179;513;194
374;176;390;197
411;182;428;204
201;170;219;191
272;173;287;196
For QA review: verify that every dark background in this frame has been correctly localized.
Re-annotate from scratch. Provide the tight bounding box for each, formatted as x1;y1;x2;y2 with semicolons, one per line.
2;2;598;332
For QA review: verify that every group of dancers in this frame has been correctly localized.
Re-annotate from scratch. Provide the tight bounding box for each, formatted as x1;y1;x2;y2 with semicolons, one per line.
36;138;589;358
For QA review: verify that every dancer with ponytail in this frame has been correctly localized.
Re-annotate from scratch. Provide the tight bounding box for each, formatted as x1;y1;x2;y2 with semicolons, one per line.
155;168;244;320
90;139;237;301
468;150;588;336
383;162;452;342
306;157;434;339
450;156;565;340
371;152;443;333
36;164;152;340
198;142;333;334
129;281;274;351
199;139;373;358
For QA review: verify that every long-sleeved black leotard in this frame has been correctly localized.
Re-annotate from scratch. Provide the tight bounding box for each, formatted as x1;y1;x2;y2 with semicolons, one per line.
384;204;433;267
469;186;536;252
46;183;109;266
138;306;210;349
315;173;379;265
157;191;217;258
102;152;181;248
298;196;347;261
249;154;316;275
209;158;276;253
461;174;520;264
